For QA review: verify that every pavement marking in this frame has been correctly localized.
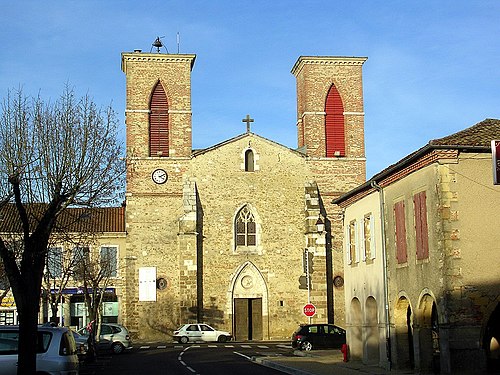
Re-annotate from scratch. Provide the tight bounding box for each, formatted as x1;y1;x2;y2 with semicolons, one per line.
234;351;252;360
139;346;150;349
208;345;217;348
224;345;235;348
241;345;252;348
157;345;166;349
257;345;269;348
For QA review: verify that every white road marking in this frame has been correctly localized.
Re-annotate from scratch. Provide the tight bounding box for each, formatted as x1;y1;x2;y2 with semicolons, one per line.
157;345;166;349
257;345;269;348
241;345;252;348
234;351;252;360
139;346;150;349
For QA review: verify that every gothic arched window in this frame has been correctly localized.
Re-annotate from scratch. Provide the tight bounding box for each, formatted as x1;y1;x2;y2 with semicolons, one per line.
245;149;254;172
235;205;256;247
325;84;345;157
149;81;169;157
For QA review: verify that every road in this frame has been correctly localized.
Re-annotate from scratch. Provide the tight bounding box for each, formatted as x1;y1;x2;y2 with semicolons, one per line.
80;341;292;375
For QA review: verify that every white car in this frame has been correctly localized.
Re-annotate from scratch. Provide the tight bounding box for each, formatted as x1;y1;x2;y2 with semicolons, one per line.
0;324;79;375
173;323;232;343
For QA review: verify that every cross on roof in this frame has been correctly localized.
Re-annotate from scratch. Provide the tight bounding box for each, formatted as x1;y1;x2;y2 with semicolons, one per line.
242;114;254;133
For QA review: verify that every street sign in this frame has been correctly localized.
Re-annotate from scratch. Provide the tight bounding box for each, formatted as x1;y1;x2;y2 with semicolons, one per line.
303;303;316;317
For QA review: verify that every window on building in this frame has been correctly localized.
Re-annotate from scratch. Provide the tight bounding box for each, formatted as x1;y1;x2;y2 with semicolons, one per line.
235;205;257;247
244;149;254;172
363;213;376;261
100;246;118;277
149;81;169;157
413;191;429;260
394;200;408;264
325;84;345;157
348;220;358;264
72;246;90;265
47;247;63;278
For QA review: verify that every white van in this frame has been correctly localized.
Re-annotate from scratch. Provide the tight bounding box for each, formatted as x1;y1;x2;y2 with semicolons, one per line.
0;325;79;375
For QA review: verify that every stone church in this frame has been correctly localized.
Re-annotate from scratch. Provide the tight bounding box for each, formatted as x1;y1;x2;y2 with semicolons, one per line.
120;51;367;341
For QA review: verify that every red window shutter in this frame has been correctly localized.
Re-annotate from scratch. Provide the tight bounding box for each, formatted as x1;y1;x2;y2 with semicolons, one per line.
414;191;429;260
149;82;169;157
394;201;407;263
325;84;345;157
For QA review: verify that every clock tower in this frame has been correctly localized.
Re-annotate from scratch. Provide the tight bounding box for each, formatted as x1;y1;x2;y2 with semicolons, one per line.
121;51;199;335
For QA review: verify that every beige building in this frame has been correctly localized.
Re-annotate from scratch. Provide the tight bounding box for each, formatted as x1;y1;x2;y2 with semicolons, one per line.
334;119;500;373
0;206;126;328
120;52;368;341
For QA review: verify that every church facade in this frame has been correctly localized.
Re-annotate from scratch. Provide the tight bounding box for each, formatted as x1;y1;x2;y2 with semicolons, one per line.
120;52;367;340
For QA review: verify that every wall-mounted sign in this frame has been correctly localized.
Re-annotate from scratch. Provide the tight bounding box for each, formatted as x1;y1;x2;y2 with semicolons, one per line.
492;140;500;185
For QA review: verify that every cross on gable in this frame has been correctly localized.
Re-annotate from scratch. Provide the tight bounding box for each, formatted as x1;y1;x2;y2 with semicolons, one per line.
242;114;254;133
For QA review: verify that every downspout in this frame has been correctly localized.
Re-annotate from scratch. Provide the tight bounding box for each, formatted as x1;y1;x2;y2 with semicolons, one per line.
371;180;391;370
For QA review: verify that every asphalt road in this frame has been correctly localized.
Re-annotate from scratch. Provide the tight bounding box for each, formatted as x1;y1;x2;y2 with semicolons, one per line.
80;341;293;375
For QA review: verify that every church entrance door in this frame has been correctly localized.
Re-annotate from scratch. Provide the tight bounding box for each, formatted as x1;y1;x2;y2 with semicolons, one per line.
234;298;262;341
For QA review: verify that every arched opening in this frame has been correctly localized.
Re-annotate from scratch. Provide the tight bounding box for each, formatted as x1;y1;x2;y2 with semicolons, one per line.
350;298;363;360
418;294;439;373
324;84;345;157
235;205;257;248
484;302;500;372
394;296;414;370
365;296;380;364
230;261;268;341
149;81;169;157
244;149;254;172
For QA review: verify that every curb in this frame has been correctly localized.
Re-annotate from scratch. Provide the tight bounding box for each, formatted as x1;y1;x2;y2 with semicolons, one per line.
252;356;316;375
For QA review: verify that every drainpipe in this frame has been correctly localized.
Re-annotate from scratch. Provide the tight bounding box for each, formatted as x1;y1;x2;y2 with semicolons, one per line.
370;180;392;370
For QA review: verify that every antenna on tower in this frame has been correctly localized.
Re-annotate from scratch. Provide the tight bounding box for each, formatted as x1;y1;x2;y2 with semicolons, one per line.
150;36;168;53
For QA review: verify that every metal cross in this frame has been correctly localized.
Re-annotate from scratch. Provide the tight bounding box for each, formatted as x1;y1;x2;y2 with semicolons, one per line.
242;114;254;133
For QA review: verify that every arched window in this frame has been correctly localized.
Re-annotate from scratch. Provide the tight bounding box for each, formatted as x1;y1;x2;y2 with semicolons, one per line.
245;149;254;172
149;81;169;157
325;84;345;157
235;205;256;247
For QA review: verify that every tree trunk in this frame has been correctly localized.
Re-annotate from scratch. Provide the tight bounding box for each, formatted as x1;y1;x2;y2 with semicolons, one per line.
16;288;40;374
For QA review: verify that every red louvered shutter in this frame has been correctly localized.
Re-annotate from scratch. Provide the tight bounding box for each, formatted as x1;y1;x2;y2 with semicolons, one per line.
414;191;429;260
325;84;345;157
394;201;407;263
149;83;169;157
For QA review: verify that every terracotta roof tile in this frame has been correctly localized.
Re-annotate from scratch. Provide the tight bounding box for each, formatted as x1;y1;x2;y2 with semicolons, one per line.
0;205;125;234
429;118;500;147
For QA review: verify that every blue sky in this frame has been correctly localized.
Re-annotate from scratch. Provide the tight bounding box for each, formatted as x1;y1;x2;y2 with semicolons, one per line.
1;1;499;178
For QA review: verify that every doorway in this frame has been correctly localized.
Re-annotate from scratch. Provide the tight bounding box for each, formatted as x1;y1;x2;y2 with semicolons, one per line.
234;298;262;341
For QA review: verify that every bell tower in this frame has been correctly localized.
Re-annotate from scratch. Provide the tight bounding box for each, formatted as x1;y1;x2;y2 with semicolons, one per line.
121;51;196;158
291;56;367;160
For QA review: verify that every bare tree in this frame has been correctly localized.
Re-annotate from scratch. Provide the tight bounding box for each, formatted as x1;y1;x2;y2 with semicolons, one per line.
0;258;11;306
0;86;123;374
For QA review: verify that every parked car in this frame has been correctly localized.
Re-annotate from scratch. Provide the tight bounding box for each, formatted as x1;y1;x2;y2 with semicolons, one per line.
71;330;88;360
0;324;79;375
291;323;346;351
173;323;232;343
77;323;131;354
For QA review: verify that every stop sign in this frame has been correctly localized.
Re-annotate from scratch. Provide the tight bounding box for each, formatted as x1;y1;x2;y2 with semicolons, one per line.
303;303;316;317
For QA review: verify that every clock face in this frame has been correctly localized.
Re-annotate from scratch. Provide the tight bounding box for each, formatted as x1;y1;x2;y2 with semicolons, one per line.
152;169;168;184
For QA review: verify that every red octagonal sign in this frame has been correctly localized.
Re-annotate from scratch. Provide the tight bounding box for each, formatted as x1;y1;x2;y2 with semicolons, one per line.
303;303;316;317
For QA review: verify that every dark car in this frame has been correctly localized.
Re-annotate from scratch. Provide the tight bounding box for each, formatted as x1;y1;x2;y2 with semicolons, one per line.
291;323;346;351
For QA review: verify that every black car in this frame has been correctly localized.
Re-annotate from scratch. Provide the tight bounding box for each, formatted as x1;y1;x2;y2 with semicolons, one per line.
291;324;346;351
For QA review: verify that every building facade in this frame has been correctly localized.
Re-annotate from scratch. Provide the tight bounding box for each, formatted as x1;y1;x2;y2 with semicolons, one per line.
334;119;500;373
120;52;368;340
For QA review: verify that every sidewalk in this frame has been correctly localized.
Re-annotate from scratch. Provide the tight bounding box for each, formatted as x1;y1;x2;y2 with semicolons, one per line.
253;350;406;375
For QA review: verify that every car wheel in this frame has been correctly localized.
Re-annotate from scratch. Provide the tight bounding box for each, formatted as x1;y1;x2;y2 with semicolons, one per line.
217;335;227;343
300;341;313;351
111;342;124;354
180;336;189;344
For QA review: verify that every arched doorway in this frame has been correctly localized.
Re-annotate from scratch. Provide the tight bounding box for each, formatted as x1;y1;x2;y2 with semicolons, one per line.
350;298;363;360
365;296;380;364
394;296;414;370
418;294;439;373
230;262;268;341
